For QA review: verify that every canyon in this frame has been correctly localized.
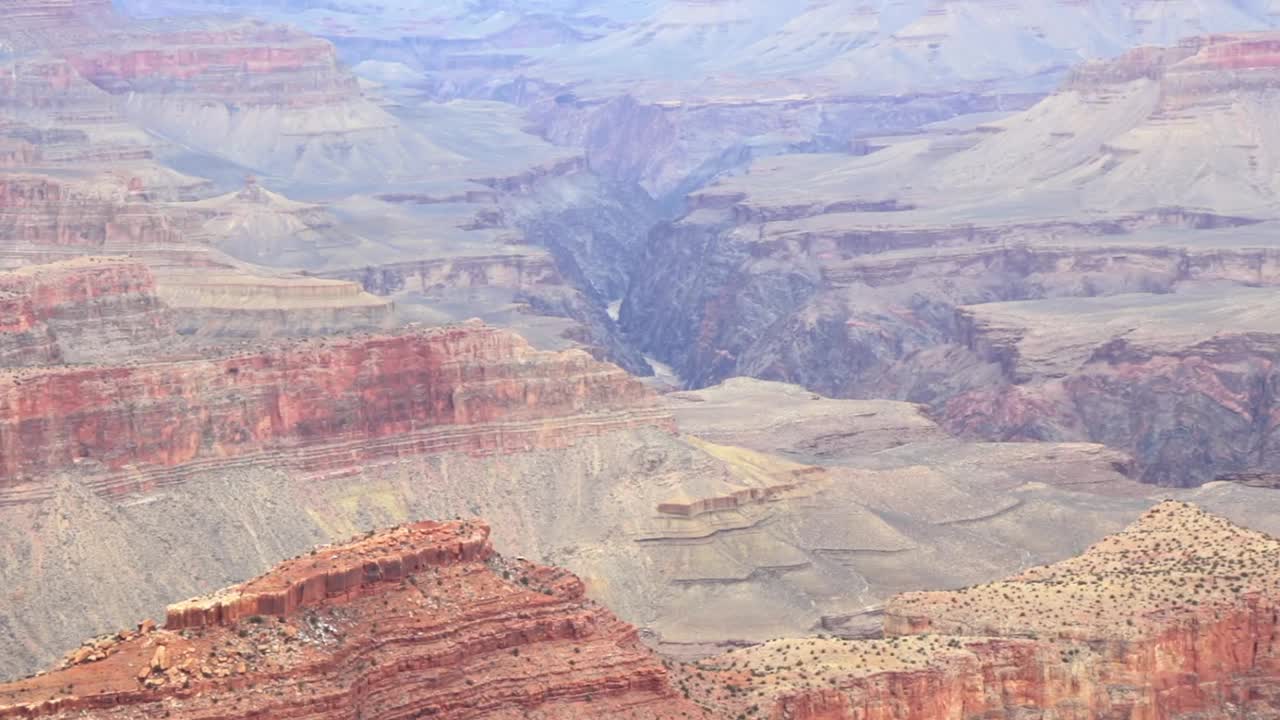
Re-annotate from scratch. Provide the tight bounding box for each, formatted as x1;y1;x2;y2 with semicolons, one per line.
7;253;1266;685
5;0;1280;717
622;30;1280;486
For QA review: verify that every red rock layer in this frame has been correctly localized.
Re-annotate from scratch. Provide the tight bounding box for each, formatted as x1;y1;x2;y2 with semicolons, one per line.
0;175;184;251
686;502;1280;720
0;257;173;366
163;522;493;631
0;322;674;500
65;23;359;108
0;257;166;320
0;520;712;720
1068;32;1280;104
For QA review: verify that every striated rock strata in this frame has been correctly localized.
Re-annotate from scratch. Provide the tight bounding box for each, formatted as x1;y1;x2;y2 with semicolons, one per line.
154;271;393;338
0;520;710;719
0;321;672;501
683;501;1280;719
0;257;172;365
9;502;1280;719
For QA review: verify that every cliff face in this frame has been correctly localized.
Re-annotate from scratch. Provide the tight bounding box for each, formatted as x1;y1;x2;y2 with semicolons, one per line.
937;289;1280;486
0;175;187;256
0;257;173;365
0;520;711;720
684;502;1280;720
0;321;672;498
881;501;1280;720
65;24;356;105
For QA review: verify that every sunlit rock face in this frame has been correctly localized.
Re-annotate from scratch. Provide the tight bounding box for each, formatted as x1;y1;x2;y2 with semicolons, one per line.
682;502;1280;720
0;520;712;720
0;321;669;495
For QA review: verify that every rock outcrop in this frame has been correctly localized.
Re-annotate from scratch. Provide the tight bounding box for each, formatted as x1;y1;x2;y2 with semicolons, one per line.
0;520;710;720
154;271;393;338
940;288;1280;486
0;175;186;255
683;501;1280;719
0;321;671;500
8;503;1280;720
0;257;173;365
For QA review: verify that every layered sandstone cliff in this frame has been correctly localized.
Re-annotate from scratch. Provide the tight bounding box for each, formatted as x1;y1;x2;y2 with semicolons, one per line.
684;501;1280;719
0;520;710;720
0;321;672;501
154;271;393;337
0;174;190;260
0;257;173;365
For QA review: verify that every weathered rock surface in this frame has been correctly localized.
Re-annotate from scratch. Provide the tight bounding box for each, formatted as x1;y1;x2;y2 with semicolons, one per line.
648;377;1160;649
0;257;172;365
11;502;1280;720
0;520;710;720
684;501;1280;719
941;288;1280;486
0;321;669;497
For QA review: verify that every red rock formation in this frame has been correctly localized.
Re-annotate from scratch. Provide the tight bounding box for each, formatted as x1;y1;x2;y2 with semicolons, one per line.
65;23;358;107
0;292;56;365
0;257;173;366
682;502;1280;720
0;175;185;253
0;257;166;320
1080;33;1280;105
161;521;494;631
0;321;674;501
0;520;711;720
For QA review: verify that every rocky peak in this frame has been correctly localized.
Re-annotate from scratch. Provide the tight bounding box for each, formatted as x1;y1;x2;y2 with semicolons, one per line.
887;500;1280;639
164;520;493;630
0;519;710;719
